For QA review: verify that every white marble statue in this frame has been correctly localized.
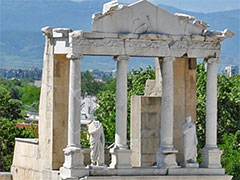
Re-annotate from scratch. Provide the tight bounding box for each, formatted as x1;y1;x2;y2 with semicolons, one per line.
88;120;105;166
182;115;199;167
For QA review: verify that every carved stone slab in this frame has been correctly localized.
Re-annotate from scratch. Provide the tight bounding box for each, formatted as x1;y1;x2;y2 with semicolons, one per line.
69;32;221;58
92;0;203;35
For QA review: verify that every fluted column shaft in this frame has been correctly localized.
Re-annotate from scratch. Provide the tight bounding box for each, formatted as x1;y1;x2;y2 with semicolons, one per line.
115;55;129;148
200;57;223;169
109;55;131;169
68;55;83;148
205;58;219;148
160;57;175;149
157;56;178;168
60;53;88;179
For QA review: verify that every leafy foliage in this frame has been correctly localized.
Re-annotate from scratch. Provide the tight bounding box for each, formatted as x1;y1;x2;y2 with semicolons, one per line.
0;85;36;171
217;74;240;144
0;77;40;111
20;85;40;111
95;90;116;145
219;131;240;180
0;86;24;120
196;63;240;147
81;71;106;96
0;118;36;171
196;63;240;178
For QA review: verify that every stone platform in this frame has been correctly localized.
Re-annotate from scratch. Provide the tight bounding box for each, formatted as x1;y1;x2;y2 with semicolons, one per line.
81;176;232;180
0;172;12;180
88;167;226;176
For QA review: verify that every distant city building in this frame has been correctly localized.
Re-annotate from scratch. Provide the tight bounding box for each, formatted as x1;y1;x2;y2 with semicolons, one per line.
22;95;98;126
0;68;42;80
224;65;239;77
89;69;115;80
25;112;39;123
34;79;42;87
81;95;99;125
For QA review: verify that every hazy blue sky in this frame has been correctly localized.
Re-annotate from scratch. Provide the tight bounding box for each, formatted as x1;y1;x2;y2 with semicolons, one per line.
72;0;240;13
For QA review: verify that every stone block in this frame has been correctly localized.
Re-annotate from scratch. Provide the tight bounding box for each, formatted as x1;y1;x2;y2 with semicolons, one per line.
131;96;161;167
80;175;232;180
200;147;223;168
60;167;88;180
11;166;42;180
168;168;225;175
109;147;132;169
141;113;159;130
142;129;159;138
157;148;179;168
141;139;157;153
82;32;118;39
43;170;61;180
0;172;12;180
141;154;156;164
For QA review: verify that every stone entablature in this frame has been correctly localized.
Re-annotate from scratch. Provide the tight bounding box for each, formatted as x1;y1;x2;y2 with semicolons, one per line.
48;28;233;59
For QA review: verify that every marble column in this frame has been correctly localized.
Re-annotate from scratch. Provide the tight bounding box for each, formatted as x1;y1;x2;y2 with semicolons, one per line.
110;55;132;169
157;56;178;168
60;53;88;179
201;58;223;168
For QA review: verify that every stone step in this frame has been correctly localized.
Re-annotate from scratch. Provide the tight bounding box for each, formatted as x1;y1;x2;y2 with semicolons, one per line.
0;172;12;180
81;175;232;180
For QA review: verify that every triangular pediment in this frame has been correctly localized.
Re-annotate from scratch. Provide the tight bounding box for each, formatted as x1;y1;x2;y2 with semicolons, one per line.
92;0;203;35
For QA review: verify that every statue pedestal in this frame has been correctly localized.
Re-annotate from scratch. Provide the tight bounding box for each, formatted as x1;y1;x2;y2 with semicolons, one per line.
60;147;89;180
157;147;180;168
109;147;132;169
200;147;223;168
184;162;199;168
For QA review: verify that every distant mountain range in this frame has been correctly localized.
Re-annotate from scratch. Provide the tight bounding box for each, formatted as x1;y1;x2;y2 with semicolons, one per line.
0;0;239;71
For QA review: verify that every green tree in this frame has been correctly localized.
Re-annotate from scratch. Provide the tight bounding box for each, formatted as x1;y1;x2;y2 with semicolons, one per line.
196;63;240;179
219;131;240;180
0;86;36;171
81;71;105;96
20;85;40;111
0;78;22;100
0;86;24;120
196;64;240;147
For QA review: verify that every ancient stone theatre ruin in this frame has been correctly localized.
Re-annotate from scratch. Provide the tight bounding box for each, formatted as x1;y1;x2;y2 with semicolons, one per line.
11;0;234;180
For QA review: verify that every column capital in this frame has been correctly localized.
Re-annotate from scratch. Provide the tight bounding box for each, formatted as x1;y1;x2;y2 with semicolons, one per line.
113;55;130;62
204;57;221;64
67;53;84;60
160;56;175;62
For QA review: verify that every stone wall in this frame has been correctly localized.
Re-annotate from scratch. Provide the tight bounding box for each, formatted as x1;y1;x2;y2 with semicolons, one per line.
173;57;197;162
0;172;12;180
38;52;69;169
131;96;161;167
11;37;70;180
11;139;42;180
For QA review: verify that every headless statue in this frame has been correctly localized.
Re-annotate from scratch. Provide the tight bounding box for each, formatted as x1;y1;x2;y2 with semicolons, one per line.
182;115;199;167
88;120;105;166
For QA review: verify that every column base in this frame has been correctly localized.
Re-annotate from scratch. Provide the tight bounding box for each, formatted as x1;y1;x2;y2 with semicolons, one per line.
157;147;179;168
60;146;89;179
183;162;199;168
109;146;132;169
60;167;89;180
200;147;223;168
